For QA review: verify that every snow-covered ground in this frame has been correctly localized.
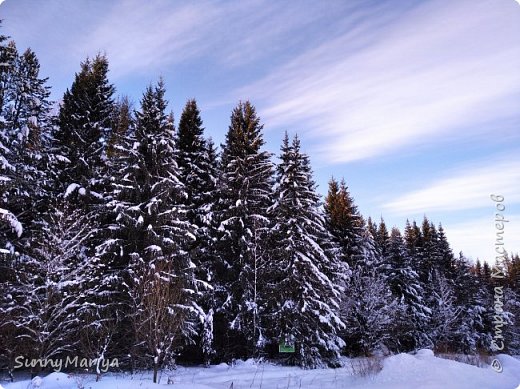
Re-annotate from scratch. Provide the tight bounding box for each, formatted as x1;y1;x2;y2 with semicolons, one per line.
3;350;520;389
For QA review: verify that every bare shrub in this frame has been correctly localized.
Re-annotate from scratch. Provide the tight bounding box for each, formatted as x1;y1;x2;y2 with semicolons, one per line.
349;356;383;377
434;352;491;368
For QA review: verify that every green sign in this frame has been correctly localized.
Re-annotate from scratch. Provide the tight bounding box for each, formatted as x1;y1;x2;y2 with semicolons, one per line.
279;341;295;353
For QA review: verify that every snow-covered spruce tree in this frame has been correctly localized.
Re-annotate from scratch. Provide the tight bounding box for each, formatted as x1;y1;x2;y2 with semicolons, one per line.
79;97;136;372
22;205;96;370
265;133;344;368
484;253;517;356
341;224;396;356
470;259;496;351
421;219;458;286
0;39;23;375
419;218;461;350
0;35;17;134
418;218;439;284
366;217;378;250
100;81;198;381
175;99;217;227
428;270;461;351
324;178;395;356
212;101;273;360
403;219;434;348
404;219;422;261
199;136;219;365
505;253;520;354
376;218;390;259
55;54;114;201
384;227;431;352
0;39;21;257
437;224;456;279
174;99;218;364
51;54;118;364
106;95;132;159
2;46;52;246
174;100;217;280
0;36;57;377
451;252;489;353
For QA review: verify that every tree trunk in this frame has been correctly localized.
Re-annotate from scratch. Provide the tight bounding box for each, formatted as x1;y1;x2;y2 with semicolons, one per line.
153;363;158;383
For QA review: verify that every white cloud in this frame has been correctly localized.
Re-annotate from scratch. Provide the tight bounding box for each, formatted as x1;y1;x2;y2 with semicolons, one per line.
238;0;520;163
74;1;221;77
4;0;519;160
444;214;520;263
382;155;520;215
72;0;346;78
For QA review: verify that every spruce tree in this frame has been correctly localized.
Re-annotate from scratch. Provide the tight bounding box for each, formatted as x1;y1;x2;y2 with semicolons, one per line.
428;269;461;351
106;96;132;159
324;177;364;267
3;47;52;248
0;37;21;374
100;81;198;378
366;217;378;252
0;38;55;377
175;99;217;285
404;219;422;259
266;133;344;367
376;218;390;258
437;224;456;279
49;54;117;363
56;54;114;201
324;178;397;355
0;39;20;256
385;227;430;351
174;99;218;363
175;99;217;222
212;101;273;359
342;225;396;356
505;253;520;353
452;253;489;353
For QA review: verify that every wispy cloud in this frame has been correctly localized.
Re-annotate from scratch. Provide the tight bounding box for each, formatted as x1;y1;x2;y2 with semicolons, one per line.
382;154;520;215
73;0;350;78
74;1;221;77
444;214;520;262
237;0;520;163
4;0;519;162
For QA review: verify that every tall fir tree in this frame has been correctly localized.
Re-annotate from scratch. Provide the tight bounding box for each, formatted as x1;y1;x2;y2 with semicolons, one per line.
212;101;273;359
175;99;217;224
48;54;117;362
174;98;218;364
55;54;114;201
106;96;132;159
367;217;378;250
451;252;489;353
342;225;396;356
175;99;217;285
96;81;200;377
0;37;56;377
266;133;345;367
0;39;21;257
385;227;430;351
324;177;364;267
376;218;390;259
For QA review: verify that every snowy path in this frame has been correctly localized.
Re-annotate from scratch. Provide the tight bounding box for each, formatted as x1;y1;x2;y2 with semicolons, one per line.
3;351;520;389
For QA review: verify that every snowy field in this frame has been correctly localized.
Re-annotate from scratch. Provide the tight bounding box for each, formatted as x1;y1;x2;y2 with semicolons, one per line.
3;350;520;389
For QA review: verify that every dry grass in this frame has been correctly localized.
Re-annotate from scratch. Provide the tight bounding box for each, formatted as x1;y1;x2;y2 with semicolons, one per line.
434;352;491;368
349;356;383;377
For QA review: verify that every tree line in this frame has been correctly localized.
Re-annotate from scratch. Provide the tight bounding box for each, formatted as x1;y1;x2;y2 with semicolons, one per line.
1;27;519;382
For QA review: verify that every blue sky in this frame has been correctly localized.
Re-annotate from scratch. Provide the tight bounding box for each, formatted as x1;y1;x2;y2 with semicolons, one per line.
1;0;519;262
